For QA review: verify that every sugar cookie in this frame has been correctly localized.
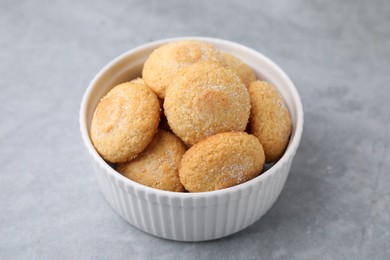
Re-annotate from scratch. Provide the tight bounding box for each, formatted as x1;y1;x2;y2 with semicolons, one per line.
164;61;250;146
248;80;292;163
91;82;160;163
142;40;225;98
116;130;186;192
179;132;265;192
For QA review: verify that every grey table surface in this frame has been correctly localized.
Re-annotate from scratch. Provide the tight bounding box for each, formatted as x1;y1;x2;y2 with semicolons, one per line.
1;0;389;259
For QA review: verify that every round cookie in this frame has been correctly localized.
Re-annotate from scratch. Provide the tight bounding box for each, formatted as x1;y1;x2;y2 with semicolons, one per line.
116;130;186;192
91;82;160;163
179;132;265;192
142;40;225;99
164;61;250;146
248;80;292;163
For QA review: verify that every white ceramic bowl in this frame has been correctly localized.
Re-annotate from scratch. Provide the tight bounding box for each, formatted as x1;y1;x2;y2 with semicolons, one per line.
80;37;303;241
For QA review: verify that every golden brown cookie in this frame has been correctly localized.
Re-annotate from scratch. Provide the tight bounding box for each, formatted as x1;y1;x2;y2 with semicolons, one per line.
164;61;250;146
116;130;186;192
248;80;292;163
223;52;257;88
91;82;160;163
179;132;265;192
142;40;225;99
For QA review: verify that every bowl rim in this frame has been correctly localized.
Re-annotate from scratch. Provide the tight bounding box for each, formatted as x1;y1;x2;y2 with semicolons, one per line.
80;36;304;199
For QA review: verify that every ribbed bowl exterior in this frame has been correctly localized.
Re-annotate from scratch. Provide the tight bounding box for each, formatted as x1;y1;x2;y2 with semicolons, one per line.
90;151;294;241
80;37;303;241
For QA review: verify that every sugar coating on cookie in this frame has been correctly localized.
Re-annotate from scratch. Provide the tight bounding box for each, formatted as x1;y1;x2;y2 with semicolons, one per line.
164;61;251;146
248;80;292;163
142;40;225;99
179;132;265;192
116;130;186;192
91;82;160;163
223;52;257;88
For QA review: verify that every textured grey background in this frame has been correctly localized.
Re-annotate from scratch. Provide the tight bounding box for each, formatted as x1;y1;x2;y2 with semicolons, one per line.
1;0;389;259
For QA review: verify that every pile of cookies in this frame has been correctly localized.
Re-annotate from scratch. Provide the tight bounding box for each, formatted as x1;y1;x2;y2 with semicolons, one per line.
91;40;292;192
